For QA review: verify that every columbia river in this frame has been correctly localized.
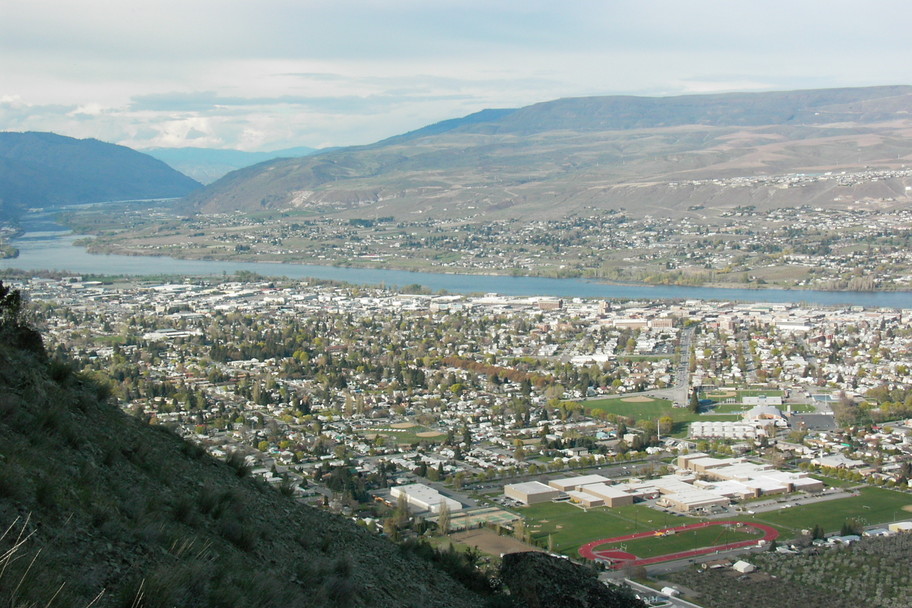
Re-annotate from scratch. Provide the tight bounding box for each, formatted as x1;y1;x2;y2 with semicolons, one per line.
2;212;911;308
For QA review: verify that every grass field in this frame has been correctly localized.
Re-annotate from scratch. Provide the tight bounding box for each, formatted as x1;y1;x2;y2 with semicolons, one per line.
522;486;912;557
591;524;760;559
365;426;446;445
584;396;732;434
741;487;912;535
523;502;699;555
710;402;815;414
737;389;784;398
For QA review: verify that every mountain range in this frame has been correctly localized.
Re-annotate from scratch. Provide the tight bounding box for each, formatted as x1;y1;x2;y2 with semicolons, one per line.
0;132;201;222
143;145;321;184
182;85;912;219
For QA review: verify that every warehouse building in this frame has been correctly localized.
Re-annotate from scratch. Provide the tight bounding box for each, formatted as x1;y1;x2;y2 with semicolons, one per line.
577;483;635;507
504;481;560;505
548;474;610;492
391;483;462;515
566;490;604;508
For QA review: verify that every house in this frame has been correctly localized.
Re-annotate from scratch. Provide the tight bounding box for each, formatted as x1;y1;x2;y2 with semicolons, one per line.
732;560;755;573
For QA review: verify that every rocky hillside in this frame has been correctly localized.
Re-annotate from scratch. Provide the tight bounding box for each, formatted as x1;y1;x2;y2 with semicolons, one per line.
0;132;201;221
0;284;483;607
183;86;912;219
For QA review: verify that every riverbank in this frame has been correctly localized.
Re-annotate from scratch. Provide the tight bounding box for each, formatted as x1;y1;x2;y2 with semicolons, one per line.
79;238;903;294
3;227;911;308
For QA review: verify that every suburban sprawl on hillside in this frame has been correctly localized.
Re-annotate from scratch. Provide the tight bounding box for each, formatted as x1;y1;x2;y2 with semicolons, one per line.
53;171;912;291
7;273;912;604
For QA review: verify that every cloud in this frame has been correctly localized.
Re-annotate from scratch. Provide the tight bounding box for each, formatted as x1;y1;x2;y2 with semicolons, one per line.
2;1;911;151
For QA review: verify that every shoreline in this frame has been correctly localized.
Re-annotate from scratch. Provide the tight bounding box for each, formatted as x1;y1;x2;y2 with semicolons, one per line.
80;241;908;295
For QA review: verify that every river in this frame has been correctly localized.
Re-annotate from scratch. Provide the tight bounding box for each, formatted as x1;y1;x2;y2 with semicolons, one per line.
2;212;911;308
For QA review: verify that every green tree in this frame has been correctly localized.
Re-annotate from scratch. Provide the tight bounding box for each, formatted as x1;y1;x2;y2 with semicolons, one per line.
437;501;450;536
689;389;700;413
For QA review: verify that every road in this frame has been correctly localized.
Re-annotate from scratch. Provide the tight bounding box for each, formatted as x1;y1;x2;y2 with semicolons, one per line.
601;576;707;608
583;325;696;406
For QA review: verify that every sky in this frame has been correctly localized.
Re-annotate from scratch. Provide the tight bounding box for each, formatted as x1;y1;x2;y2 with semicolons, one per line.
1;0;911;152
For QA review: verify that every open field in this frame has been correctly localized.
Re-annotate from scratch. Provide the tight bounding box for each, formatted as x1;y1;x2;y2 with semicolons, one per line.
451;528;543;556
711;402;814;414
740;487;912;535
521;486;912;558
587;523;761;559
523;501;700;555
363;425;446;444
737;389;784;398
579;521;778;566
583;396;732;434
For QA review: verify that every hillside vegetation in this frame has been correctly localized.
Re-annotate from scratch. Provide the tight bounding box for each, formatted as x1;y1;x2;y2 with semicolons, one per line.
0;281;649;608
0;283;483;607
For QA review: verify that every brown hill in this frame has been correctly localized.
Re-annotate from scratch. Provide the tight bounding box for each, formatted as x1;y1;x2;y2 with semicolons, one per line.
184;86;912;219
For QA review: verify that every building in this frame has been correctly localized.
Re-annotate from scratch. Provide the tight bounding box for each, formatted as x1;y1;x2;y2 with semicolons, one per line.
689;421;768;440
548;474;610;492
566;490;604;508
504;481;560;505
391;483;462;514
732;560;755;573
576;483;635;507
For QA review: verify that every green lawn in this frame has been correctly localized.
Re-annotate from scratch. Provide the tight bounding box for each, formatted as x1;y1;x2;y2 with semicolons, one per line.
593;524;760;558
737;389;784;399
709;402;814;414
585;397;677;419
741;487;912;536
712;403;750;413
368;426;446;445
523;502;698;555
584;396;732;435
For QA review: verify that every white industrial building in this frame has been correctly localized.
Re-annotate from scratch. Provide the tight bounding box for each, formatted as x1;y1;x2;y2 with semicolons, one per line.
391;483;462;514
504;481;560;505
689;421;769;440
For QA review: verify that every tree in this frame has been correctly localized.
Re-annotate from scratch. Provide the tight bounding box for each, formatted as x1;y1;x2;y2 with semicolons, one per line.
689;389;700;413
514;439;526;462
0;281;23;329
437;501;450;536
513;519;526;543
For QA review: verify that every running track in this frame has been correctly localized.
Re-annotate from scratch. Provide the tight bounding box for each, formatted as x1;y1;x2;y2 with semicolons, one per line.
578;520;779;568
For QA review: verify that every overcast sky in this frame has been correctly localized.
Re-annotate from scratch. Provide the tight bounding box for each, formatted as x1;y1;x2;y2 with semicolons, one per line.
2;0;910;152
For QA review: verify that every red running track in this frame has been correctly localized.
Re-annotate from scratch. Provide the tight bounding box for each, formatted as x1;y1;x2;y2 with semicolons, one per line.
578;520;778;568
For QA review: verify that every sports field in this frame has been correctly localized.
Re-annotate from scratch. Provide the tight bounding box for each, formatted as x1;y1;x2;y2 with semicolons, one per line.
524;502;700;554
579;521;779;568
583;396;731;432
740;487;912;535
523;486;912;559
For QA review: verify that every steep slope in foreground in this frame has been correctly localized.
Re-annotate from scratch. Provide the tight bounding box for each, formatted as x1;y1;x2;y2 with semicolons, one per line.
184;85;912;219
0;303;481;606
0;131;201;221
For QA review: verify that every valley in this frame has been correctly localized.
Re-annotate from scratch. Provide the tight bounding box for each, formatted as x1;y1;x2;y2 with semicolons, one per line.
57;174;912;291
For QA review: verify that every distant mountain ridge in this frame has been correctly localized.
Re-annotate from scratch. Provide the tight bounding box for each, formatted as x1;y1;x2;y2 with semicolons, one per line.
0;131;201;222
183;85;912;219
144;145;322;184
